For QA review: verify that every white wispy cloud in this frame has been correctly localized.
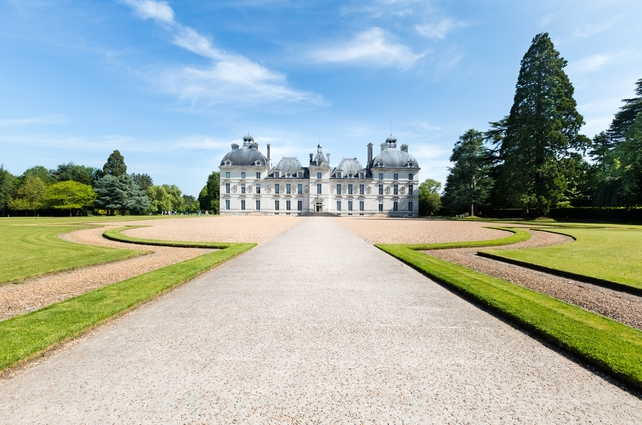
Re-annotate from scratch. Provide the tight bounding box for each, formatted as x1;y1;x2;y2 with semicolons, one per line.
415;18;465;40
123;0;322;106
309;27;425;69
567;53;614;75
0;114;67;126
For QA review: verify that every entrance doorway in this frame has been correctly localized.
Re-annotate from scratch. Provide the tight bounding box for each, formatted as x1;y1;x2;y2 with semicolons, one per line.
315;203;323;212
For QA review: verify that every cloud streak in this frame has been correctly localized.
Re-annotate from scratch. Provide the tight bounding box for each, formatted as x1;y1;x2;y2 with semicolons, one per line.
0;114;67;126
415;18;466;40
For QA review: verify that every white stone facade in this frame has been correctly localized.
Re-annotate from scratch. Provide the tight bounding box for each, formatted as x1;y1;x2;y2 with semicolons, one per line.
220;135;420;217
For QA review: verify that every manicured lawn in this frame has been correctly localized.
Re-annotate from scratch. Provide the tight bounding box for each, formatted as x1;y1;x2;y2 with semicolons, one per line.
0;226;255;372
481;227;642;291
0;221;146;284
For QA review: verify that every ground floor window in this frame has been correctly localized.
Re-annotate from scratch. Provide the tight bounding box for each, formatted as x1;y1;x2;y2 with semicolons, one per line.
241;200;246;210
393;201;398;212
348;200;353;211
256;200;261;211
378;200;383;212
275;200;280;211
286;200;291;210
337;200;342;211
359;200;364;211
225;199;230;210
297;200;303;211
408;201;413;212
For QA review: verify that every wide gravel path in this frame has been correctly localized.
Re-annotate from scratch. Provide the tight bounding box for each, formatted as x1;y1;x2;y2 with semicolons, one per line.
1;218;640;423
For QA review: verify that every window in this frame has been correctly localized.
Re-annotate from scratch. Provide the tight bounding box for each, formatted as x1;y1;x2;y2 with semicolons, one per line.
408;185;413;195
256;184;261;194
378;173;383;180
408;201;414;212
240;183;246;194
256;200;261;211
348;184;353;195
298;171;303;178
408;173;413;180
379;184;384;195
378;200;383;212
297;200;303;211
241;200;246;210
275;200;280;211
348;200;353;211
359;172;364;179
337;184;342;195
286;184;291;194
336;172;342;179
393;184;398;195
317;172;322;179
297;184;302;194
225;199;230;210
359;184;365;195
225;183;230;194
393;201;398;212
317;184;322;194
274;171;280;178
359;200;364;211
393;173;398;180
275;183;280;194
225;172;230;179
241;172;246;179
286;200;291;210
336;200;341;211
256;172;261;179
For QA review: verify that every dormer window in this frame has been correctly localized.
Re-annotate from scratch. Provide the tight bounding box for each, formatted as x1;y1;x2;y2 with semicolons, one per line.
254;161;262;166
348;174;353;178
241;172;246;179
224;160;232;166
298;171;303;178
274;171;280;178
336;172;342;179
359;172;364;179
286;173;291;178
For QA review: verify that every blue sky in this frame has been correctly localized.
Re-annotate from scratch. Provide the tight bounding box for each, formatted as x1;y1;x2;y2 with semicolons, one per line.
1;0;641;196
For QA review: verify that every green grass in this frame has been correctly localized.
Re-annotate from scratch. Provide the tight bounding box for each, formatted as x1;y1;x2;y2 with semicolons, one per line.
481;227;642;291
402;227;531;250
103;226;234;249
376;242;642;390
0;230;255;372
0;222;146;284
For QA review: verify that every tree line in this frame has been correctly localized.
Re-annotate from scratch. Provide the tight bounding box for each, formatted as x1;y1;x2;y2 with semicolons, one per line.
418;33;642;218
0;150;221;216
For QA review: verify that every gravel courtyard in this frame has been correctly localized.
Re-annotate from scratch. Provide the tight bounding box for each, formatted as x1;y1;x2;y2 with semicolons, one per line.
1;217;640;423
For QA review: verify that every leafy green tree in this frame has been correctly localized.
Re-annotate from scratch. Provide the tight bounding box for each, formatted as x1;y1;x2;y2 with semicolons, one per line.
94;174;150;215
0;166;19;215
102;150;127;177
132;173;154;191
50;162;98;186
182;194;200;213
442;129;493;216
8;176;47;215
22;166;56;185
614;112;642;207
43;181;96;216
607;78;642;144
198;171;220;214
163;184;185;212
496;33;586;216
147;185;173;214
418;178;442;216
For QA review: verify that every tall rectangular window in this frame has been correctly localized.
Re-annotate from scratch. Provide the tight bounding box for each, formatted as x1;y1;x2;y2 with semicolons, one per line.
297;184;302;194
408;185;413;195
359;200;364;211
378;201;383;212
286;200;291;210
275;183;280;194
336;172;342;179
275;200;280;211
393;201;398;211
408;201;414;212
225;172;230;179
298;171;303;178
241;200;246;210
274;171;280;178
408;173;413;180
225;199;230;210
297;200;303;211
359;172;364;179
378;173;383;180
337;184;342;195
348;200;353;211
256;184;261;194
317;184;322;194
256;172;261;179
225;183;230;194
336;200;341;211
359;184;364;195
240;183;246;194
256;200;261;211
241;172;246;179
393;173;398;180
379;184;384;195
317;172;322;179
393;184;398;195
286;184;291;194
348;184;353;195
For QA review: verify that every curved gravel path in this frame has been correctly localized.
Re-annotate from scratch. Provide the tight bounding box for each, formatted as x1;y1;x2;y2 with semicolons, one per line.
1;217;640;423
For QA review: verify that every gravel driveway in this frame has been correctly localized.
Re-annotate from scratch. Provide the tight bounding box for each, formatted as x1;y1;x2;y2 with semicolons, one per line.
1;217;639;423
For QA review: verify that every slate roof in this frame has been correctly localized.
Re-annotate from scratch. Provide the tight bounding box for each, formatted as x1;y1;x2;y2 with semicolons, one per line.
273;157;303;176
333;158;365;177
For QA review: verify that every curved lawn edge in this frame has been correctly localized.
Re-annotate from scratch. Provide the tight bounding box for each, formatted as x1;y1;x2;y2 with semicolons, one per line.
400;227;531;251
376;243;642;391
103;226;235;249
0;241;255;374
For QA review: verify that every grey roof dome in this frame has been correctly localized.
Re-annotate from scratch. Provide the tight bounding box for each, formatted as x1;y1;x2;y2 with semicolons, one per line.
372;137;419;169
220;136;267;167
334;158;364;177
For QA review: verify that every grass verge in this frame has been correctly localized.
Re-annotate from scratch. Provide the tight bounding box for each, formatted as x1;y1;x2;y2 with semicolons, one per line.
376;241;642;390
103;226;234;249
402;227;531;251
0;233;255;373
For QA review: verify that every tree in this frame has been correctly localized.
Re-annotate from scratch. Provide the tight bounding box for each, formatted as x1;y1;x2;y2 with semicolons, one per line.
497;33;586;217
182;194;200;213
132;173;154;191
0;166;19;215
607;78;642;144
615;112;642;207
22;166;56;185
102;150;127;177
147;185;173;214
198;171;220;213
50;162;98;186
8;176;47;215
94;174;150;215
442;129;493;216
418;178;442;216
43;181;96;216
163;184;185;212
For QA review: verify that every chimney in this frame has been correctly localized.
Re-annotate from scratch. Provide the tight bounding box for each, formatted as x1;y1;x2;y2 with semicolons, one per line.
400;144;408;153
367;143;373;164
309;153;313;165
326;153;330;166
231;143;239;150
267;143;272;169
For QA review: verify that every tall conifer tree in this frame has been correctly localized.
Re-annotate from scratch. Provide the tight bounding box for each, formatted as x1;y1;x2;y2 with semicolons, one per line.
498;33;586;216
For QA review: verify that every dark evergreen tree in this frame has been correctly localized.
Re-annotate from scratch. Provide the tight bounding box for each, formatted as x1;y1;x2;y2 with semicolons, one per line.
0;166;19;215
442;129;493;216
132;173;154;191
50;162;98;186
607;78;642;144
102;150;127;177
94;174;150;215
615;112;642;207
497;33;586;216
